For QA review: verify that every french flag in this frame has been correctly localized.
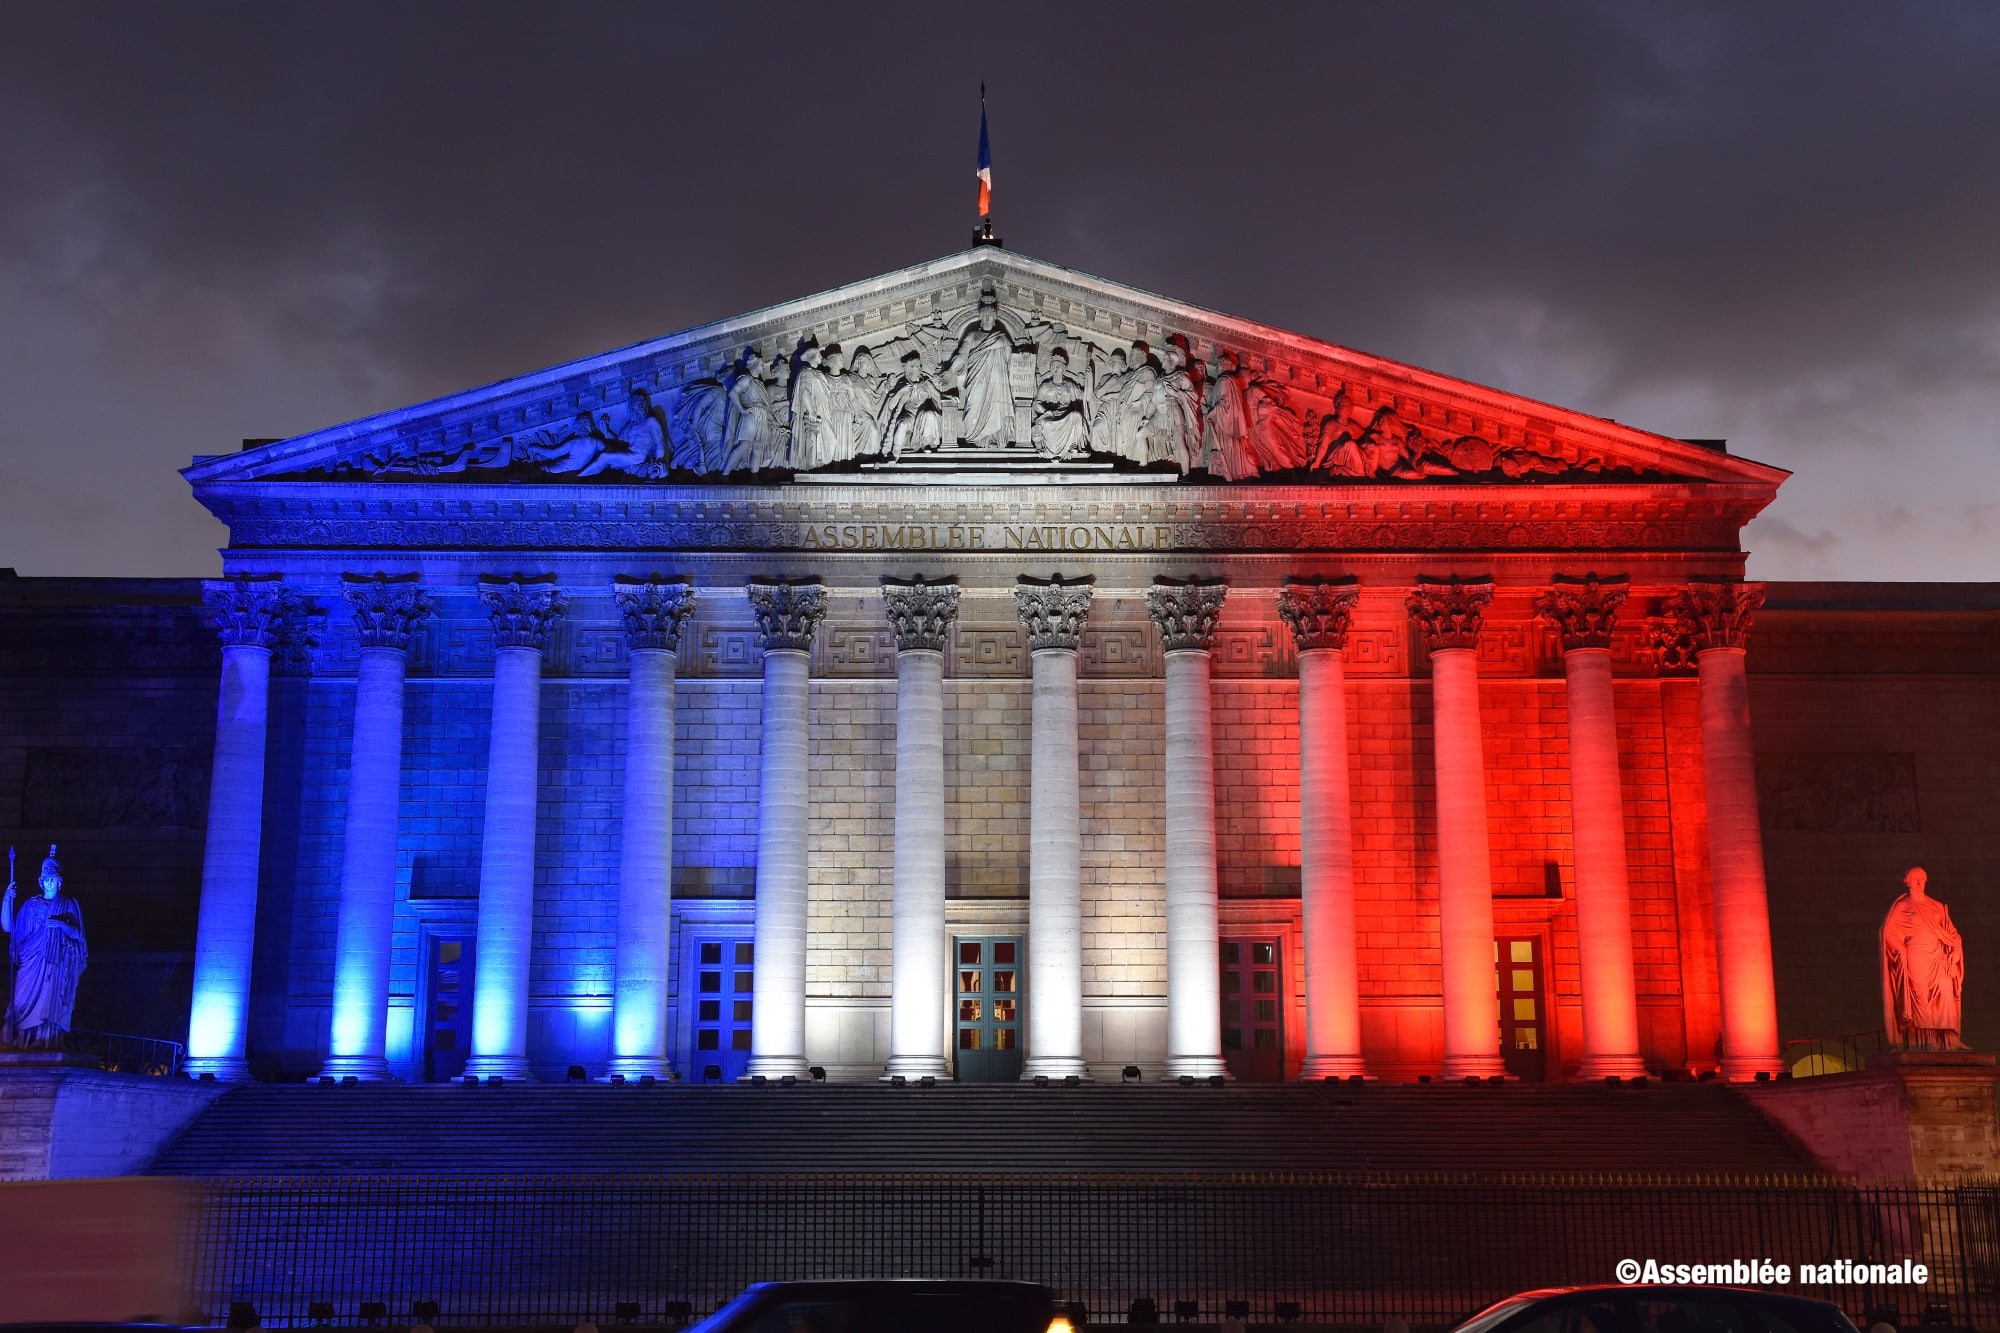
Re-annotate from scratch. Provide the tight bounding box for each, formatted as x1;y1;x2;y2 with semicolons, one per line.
976;92;992;218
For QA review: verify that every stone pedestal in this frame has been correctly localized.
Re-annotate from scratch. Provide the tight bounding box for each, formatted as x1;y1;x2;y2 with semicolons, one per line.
1741;1051;2000;1181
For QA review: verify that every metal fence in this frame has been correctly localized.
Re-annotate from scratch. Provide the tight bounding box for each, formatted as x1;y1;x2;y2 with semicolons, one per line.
64;1027;186;1077
181;1173;2000;1328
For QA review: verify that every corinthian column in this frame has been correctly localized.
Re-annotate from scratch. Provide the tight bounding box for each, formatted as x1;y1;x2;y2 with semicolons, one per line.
1666;579;1783;1081
322;574;433;1081
882;577;960;1080
745;580;827;1080
1146;577;1229;1079
1015;574;1093;1080
461;576;565;1082
1535;576;1646;1080
608;579;697;1082
1277;578;1367;1080
185;575;297;1080
1408;577;1506;1079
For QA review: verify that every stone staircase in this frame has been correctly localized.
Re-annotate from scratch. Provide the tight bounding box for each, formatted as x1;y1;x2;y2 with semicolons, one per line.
149;1079;1810;1177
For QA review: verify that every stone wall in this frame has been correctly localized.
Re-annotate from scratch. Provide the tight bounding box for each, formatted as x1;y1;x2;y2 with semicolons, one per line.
0;1067;223;1180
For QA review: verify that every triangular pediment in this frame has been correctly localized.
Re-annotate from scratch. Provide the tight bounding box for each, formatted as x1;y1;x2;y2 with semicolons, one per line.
183;249;1787;490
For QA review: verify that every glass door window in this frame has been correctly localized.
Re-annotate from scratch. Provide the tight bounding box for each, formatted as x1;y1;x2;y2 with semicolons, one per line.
688;936;754;1083
424;937;475;1083
953;936;1022;1083
1220;938;1284;1081
1497;936;1547;1081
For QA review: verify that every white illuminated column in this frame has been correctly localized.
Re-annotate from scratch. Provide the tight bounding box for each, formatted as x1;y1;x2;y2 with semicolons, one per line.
1408;578;1507;1080
882;577;959;1081
1147;578;1229;1080
322;574;433;1081
1670;580;1785;1081
1535;576;1647;1080
185;575;294;1081
1277;579;1368;1080
1015;575;1093;1080
745;581;827;1080
608;579;697;1082
463;575;566;1083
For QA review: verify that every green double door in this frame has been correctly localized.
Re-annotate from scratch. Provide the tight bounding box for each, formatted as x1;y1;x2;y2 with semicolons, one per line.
953;936;1022;1082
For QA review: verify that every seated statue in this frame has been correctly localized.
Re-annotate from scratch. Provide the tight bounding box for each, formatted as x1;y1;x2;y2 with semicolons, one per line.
2;845;88;1049
1882;866;1967;1050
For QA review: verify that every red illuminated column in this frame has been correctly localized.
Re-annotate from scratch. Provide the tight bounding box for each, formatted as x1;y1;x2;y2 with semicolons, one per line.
1408;578;1507;1080
1534;576;1646;1080
1147;578;1230;1080
1277;579;1367;1079
1668;581;1783;1081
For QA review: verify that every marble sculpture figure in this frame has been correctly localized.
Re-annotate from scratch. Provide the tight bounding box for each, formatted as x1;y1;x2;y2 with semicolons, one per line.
1881;866;1967;1050
1;845;89;1049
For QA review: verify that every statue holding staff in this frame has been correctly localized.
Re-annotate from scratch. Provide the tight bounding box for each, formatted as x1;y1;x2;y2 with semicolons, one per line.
2;845;89;1049
1881;866;1967;1051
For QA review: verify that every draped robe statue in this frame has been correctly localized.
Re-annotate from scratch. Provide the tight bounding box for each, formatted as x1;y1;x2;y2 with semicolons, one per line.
943;291;1016;447
788;347;837;471
1882;867;1967;1051
1030;349;1090;460
2;846;87;1049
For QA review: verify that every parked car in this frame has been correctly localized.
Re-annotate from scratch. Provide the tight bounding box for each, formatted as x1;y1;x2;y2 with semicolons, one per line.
686;1280;1068;1333
1452;1286;1862;1333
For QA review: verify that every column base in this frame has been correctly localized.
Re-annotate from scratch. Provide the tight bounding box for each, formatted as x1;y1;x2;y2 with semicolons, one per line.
1164;1055;1231;1080
882;1055;951;1081
605;1056;674;1083
1576;1053;1649;1080
1438;1053;1509;1079
1022;1057;1088;1081
317;1054;394;1082
461;1054;534;1083
183;1055;253;1083
1721;1053;1787;1082
1299;1054;1370;1080
744;1054;810;1080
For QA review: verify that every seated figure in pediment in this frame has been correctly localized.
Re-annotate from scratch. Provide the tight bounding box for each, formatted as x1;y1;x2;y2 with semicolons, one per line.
1136;339;1203;472
879;352;947;460
1030;348;1090;460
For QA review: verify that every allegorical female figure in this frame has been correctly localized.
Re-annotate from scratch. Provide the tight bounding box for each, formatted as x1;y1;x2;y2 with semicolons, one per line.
2;845;88;1049
1030;348;1090;460
1881;866;1967;1050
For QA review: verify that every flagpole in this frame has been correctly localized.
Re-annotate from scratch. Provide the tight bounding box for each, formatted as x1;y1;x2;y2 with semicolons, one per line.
973;83;1001;248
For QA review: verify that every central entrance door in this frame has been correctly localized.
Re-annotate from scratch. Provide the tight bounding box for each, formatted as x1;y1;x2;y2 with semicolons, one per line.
1496;936;1547;1081
423;936;475;1083
953;936;1022;1082
680;932;755;1084
1220;937;1285;1081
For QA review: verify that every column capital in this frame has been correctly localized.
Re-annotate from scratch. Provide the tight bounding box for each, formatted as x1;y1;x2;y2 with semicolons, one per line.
478;574;567;651
1533;574;1629;651
201;575;298;650
1407;576;1494;654
882;576;959;652
613;578;697;652
1146;577;1227;652
273;606;327;677
341;573;435;651
1664;579;1765;653
1014;574;1094;652
747;579;827;652
1276;577;1360;652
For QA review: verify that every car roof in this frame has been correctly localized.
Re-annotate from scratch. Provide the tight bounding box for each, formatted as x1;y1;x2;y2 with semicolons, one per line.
1508;1286;1845;1309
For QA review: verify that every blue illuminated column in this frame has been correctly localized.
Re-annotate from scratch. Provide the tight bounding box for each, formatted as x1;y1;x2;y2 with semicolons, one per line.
744;580;827;1080
1147;578;1230;1080
322;574;434;1081
608;578;697;1082
882;577;959;1081
463;575;566;1083
1014;575;1093;1081
185;575;295;1080
1276;578;1369;1080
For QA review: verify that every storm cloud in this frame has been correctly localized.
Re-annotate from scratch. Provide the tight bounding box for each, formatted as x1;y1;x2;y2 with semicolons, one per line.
1;2;1996;579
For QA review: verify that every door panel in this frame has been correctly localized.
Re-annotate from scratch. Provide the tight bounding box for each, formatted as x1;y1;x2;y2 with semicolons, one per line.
423;936;475;1083
681;932;754;1083
953;936;1022;1082
1497;936;1548;1081
1220;937;1285;1081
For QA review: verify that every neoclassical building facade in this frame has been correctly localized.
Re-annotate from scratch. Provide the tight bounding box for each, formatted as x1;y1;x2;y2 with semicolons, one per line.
164;249;1816;1084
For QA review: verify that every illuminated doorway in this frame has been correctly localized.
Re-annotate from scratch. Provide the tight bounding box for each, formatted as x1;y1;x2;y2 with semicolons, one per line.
1496;936;1547;1081
1221;937;1285;1081
953;936;1022;1082
680;932;755;1084
422;936;475;1083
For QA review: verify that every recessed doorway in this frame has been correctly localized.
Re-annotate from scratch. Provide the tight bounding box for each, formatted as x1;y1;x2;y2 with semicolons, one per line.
1496;936;1547;1081
423;936;475;1083
953;936;1022;1082
1221;937;1285;1081
680;932;754;1084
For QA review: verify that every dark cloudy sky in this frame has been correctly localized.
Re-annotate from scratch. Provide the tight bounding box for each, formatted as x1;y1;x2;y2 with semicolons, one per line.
2;3;1996;581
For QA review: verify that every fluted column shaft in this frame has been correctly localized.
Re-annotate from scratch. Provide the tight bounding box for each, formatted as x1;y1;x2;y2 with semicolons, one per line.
1672;580;1783;1079
609;581;696;1081
746;582;826;1079
1017;576;1092;1080
323;575;432;1081
186;577;295;1080
1538;578;1646;1080
1281;581;1367;1080
1411;579;1506;1080
1149;579;1228;1080
883;578;958;1080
